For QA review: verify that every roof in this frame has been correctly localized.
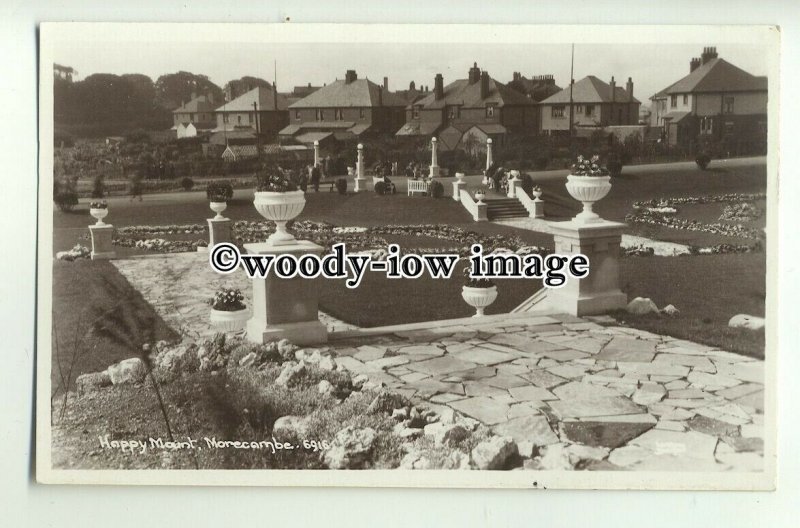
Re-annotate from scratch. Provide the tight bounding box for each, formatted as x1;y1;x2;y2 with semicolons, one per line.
412;78;534;110
218;86;290;112
466;123;508;135
662;111;692;123
173;94;218;114
663;58;768;95
540;76;641;105
395;121;441;136
289;78;407;108
295;131;334;144
507;76;562;102
222;145;259;159
209;130;257;145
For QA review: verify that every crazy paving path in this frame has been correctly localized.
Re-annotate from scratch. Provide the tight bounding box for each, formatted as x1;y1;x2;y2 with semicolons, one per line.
112;252;356;341
329;314;765;471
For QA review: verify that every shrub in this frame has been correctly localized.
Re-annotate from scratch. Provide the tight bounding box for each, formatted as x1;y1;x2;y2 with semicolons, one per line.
696;153;711;170
180;177;194;191
429;180;444;199
607;159;623;177
54;190;78;211
91;174;105;199
209;287;246;312
206;181;234;202
374;181;386;195
534;157;549;170
335;177;348;195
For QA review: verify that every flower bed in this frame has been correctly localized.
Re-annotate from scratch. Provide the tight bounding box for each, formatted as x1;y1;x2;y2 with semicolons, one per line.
719;202;763;222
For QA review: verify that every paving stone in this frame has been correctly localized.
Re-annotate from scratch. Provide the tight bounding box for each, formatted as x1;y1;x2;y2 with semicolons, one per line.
538;359;559;368
687;371;742;389
480;342;529;356
555;337;607;355
663;398;717;409
630;429;719;460
687;415;740;436
696;403;753;425
654;353;716;371
508;401;547;419
548;397;644;420
452;347;518;366
733;391;764;413
366;356;409;369
632;384;666;406
561;414;655;448
493;336;566;355
445;343;475;354
547;364;589;379
650;375;684;383
395;344;446;357
492;414;559;446
429;393;467;404
595;337;657;362
668;388;716;400
665;380;689;390
714;452;763;471
721;435;764;453
715;383;764;400
658;408;696;421
408;379;465;398
508;385;557;402
539;349;590;362
552;381;623;400
449;397;511;425
441;366;496;382
655;420;686;432
714;362;765;384
495;363;530;376
483;373;530;390
608;445;653;467
335;356;373;374
617;362;690;377
399;372;430;383
405;356;477;376
740;424;764;439
463;381;509;398
354;345;386;362
632;454;728;472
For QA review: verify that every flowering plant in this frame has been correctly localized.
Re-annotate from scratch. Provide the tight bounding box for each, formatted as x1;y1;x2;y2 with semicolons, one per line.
571;154;610;177
89;200;108;209
209;287;246;312
206;182;233;202
462;266;495;288
256;165;300;192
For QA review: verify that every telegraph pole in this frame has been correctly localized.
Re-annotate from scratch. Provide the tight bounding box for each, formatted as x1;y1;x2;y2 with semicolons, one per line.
569;43;575;157
253;101;262;161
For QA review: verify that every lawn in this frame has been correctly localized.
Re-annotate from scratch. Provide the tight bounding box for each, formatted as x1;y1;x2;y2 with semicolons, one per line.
51;260;179;396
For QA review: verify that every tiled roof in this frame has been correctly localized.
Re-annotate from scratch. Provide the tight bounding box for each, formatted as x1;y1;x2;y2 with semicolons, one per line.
662;111;692;123
395;121;442;136
412;78;534;110
663;58;768;94
173;94;218;113
218;86;290;112
540;76;640;105
289;78;406;108
295;131;334;144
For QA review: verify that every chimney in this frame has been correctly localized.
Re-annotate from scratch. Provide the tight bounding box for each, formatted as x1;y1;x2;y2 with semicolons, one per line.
434;73;444;100
409;80;416;91
701;46;718;65
468;62;481;84
480;71;490;99
690;57;701;72
377;86;383;106
626;77;633;100
610;76;616;103
383;76;389;90
345;70;357;84
512;72;521;82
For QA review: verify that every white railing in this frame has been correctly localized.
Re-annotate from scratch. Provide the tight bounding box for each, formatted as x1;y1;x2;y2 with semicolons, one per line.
459;189;488;221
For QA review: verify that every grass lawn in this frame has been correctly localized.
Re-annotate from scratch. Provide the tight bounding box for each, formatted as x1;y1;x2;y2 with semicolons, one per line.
51;260;179;396
618;253;766;358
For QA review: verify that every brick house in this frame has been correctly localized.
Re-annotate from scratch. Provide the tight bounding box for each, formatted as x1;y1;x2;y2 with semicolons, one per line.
506;73;562;102
172;93;218;135
650;47;768;149
214;86;290;140
539;76;640;135
395;63;538;151
279;70;407;145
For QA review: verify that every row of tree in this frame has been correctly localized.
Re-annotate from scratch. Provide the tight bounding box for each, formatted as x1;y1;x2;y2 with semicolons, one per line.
54;70;269;137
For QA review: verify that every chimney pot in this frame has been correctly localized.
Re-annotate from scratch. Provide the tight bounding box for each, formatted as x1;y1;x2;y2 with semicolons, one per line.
383;76;388;90
345;70;357;84
434;73;444;101
480;71;490;100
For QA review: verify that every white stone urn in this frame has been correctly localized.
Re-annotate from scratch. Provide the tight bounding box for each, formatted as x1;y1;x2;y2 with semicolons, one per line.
532;188;543;201
565;174;612;224
209;201;227;220
461;285;498;317
509;170;521;181
253;190;306;245
209;307;249;332
89;207;109;226
474;190;486;204
455;172;465;182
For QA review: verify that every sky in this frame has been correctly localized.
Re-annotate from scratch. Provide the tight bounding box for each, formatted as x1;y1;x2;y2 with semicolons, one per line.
54;41;770;102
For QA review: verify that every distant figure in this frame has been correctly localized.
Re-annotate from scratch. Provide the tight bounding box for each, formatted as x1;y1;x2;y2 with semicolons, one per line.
405;162;414;179
383;174;397;195
128;174;143;201
310;164;321;192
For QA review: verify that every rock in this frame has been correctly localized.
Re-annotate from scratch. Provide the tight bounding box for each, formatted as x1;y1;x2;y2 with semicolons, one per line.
423;422;469;446
154;344;200;379
318;355;337;371
317;379;334;395
352;374;369;390
275;361;306;387
277;338;297;360
439;407;457;425
393;422;423;440
626;297;660;315
238;352;257;368
471;436;518;470
391;408;409;421
295;348;322;364
107;358;147;385
632;384;666;406
76;371;112;395
535;443;574;470
323;426;377;469
443;450;471;470
728;314;765;331
662;304;680;316
399;451;433;469
273;415;310;438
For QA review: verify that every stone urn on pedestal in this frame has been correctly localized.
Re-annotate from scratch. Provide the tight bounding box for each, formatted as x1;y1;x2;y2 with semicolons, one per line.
88;201;115;260
565;155;613;224
209;201;227;220
474;190;486;204
253;190;306;245
89;204;109;226
461;283;498;317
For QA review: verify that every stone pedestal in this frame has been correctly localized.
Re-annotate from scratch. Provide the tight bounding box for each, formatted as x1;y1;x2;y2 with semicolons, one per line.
245;240;328;346
355;145;367;192
507;178;517;198
208;217;232;246
531;199;545;219
452;180;466;201
89;224;115;260
541;220;627;315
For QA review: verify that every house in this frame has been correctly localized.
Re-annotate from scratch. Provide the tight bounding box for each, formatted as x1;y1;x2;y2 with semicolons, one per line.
393;81;429;106
507;73;561;102
539;75;641;135
395;63;538;151
650;47;768;149
279;70;407;145
214;86;290;139
172;93;218;134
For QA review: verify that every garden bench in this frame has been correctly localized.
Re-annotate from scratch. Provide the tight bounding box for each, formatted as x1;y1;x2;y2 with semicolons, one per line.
407;178;429;196
316;178;337;192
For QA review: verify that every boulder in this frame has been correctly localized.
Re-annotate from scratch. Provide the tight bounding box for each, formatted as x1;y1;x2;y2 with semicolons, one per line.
238;352;257;368
317;379;335;395
399;451;433;469
277;338;297;360
272;415;311;438
662;304;680;317
323;426;377;469
626;297;659;315
423;422;469;446
728;314;765;331
76;371;112;395
275;361;306;387
318;355;337;371
535;443;610;470
470;436;518;470
107;358;147;385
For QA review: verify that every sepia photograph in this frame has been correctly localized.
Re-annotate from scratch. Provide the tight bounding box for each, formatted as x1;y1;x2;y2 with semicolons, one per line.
36;23;777;489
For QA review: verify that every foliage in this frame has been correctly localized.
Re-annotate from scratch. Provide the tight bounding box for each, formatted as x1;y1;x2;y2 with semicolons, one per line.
154;71;223;111
180;177;195;191
374;181;387;195
255;165;300;192
696;153;711;170
91;174;106;199
462;266;495;288
206;181;233;202
209;288;246;312
571;154;610;176
89;200;108;209
429;180;444;199
335;177;348;195
54;178;79;211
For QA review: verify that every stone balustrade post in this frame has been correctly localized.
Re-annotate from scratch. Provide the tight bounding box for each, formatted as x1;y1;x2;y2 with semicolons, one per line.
354;144;366;192
89;224;115;260
428;137;440;178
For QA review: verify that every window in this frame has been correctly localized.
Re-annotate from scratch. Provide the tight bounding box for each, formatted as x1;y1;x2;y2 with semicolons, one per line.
575;104;583;114
701;117;713;134
486;104;496;118
412;106;420;119
223;114;229;124
683;94;688;105
724;96;735;114
552;106;565;118
725;121;735;135
295;110;300;120
359;108;365;119
585;105;594;117
335;108;344;121
447;106;460;119
237;115;242;125
316;109;325;121
670;94;678;108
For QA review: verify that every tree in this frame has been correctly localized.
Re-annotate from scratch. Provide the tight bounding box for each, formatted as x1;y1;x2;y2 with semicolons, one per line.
154;71;223;110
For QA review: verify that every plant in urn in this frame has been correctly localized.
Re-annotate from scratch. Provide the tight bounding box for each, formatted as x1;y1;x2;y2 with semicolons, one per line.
89;200;109;225
565;154;612;224
253;165;306;245
460;266;497;317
